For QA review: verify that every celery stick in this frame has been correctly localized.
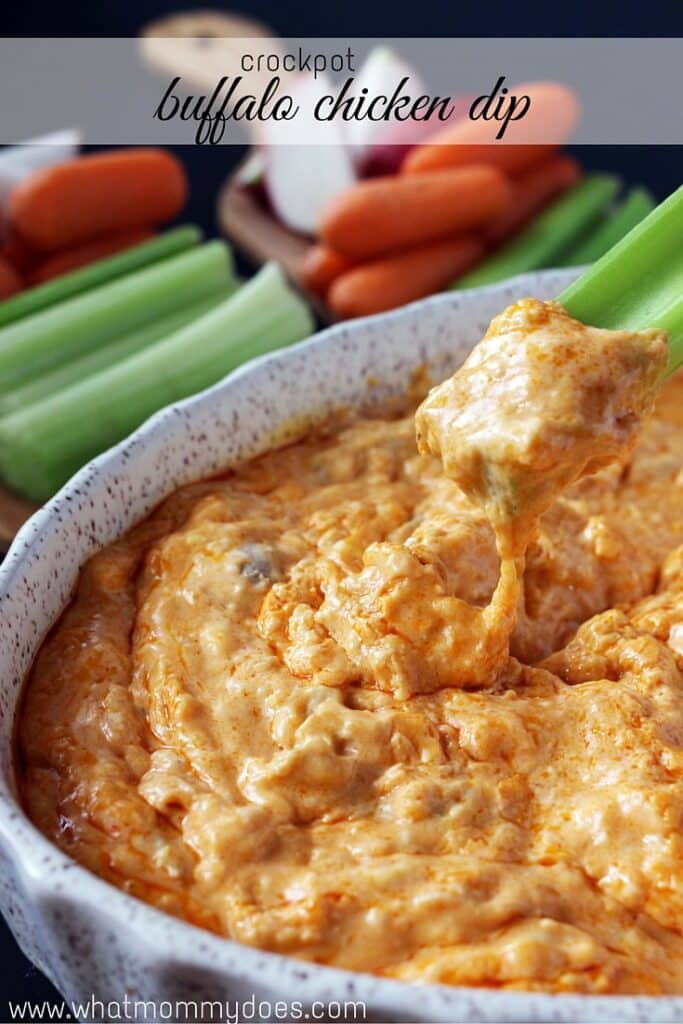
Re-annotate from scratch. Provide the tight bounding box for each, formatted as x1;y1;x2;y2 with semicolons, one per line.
560;187;655;266
452;175;621;289
0;292;227;417
0;264;314;502
0;226;202;329
559;184;683;374
0;241;235;395
651;293;683;375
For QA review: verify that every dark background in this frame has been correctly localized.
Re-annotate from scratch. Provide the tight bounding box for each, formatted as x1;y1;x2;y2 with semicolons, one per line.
2;0;682;1018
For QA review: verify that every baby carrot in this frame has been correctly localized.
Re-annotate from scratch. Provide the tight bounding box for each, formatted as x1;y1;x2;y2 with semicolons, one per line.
405;143;553;180
299;244;352;296
403;82;579;177
483;155;582;246
9;149;188;251
327;236;484;318
0;257;22;300
27;229;154;285
320;166;511;261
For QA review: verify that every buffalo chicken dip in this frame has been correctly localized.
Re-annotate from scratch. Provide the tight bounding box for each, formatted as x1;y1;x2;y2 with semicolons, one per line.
18;299;683;993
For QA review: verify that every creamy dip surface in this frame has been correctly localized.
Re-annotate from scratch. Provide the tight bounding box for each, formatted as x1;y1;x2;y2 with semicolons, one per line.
18;299;683;994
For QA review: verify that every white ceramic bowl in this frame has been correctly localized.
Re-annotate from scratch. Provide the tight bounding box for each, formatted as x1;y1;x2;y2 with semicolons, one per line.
2;269;682;1022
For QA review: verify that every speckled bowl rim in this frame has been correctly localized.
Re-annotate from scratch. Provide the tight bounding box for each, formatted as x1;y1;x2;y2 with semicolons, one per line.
1;269;682;1022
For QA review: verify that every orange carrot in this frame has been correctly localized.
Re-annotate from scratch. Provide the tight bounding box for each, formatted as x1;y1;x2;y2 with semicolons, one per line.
320;166;511;261
405;142;554;179
0;257;23;300
9;149;187;252
27;229;155;285
299;244;352;295
403;82;579;177
327;236;484;319
483;155;582;246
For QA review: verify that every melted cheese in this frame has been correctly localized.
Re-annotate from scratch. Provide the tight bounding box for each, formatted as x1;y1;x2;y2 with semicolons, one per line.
416;299;668;558
17;301;683;994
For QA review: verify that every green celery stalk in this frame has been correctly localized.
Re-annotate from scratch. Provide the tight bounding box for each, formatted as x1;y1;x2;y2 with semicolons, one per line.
0;226;202;329
0;292;228;417
0;241;235;395
452;175;620;289
559;184;683;374
0;263;314;502
560;187;655;266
